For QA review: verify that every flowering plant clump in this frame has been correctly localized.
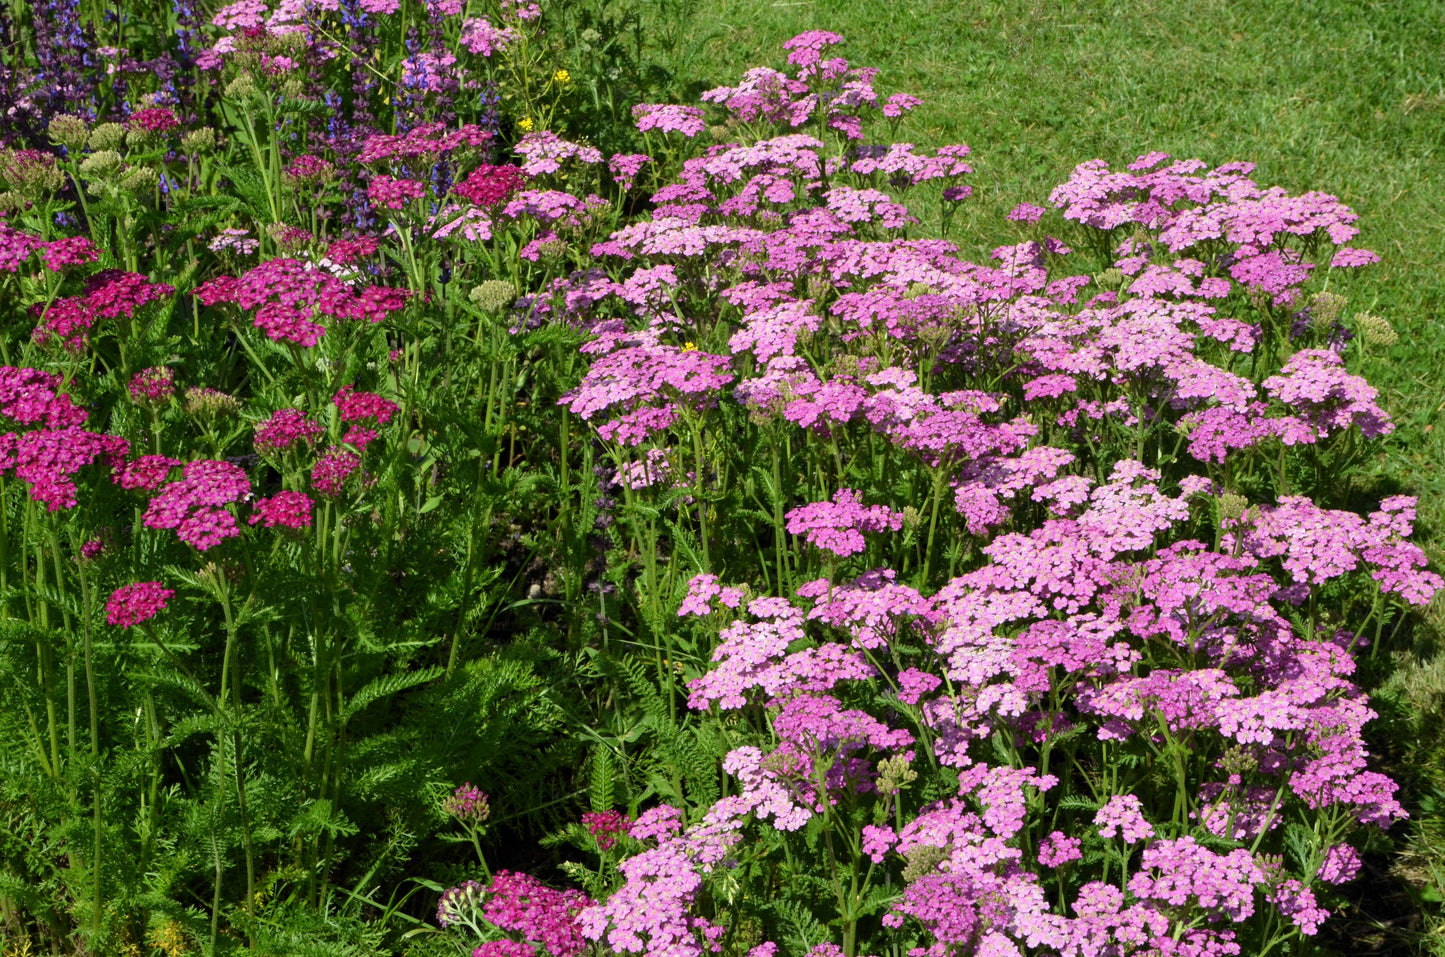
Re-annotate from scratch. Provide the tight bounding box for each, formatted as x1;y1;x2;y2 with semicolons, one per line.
0;8;1438;957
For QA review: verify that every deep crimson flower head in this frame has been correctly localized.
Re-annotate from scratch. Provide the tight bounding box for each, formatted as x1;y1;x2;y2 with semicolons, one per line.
582;810;631;850
312;446;361;497
195;259;409;346
33;271;175;351
327;235;379;265
126;108;180;134
83;270;176;319
333;385;398;425
453;164;527;209
114;454;180;491
107;581;174;628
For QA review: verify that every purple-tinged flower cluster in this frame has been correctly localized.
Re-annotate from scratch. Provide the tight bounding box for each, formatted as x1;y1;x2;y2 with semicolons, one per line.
632;103;706;138
443;782;491;822
514;131;604;178
784;488;903;557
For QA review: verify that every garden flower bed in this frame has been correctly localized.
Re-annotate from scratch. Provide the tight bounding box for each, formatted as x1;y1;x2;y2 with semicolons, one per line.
0;2;1441;955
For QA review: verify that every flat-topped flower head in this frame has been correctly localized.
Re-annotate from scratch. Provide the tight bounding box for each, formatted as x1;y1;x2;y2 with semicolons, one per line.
312;447;361;497
453;164;526;208
782;30;845;67
195;259;409;346
514;131;604;177
0;367;87;428
633;104;706;138
5;428;130;510
249;490;313;529
41;236;101;271
143;459;250;550
254;408;324;452
107;581;174;628
785;489;904;558
583;809;631;850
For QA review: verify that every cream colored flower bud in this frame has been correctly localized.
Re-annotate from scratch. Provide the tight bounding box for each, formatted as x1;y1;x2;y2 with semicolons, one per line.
89;123;126;151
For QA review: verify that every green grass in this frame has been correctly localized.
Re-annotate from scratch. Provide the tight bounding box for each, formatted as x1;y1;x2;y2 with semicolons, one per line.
657;0;1445;950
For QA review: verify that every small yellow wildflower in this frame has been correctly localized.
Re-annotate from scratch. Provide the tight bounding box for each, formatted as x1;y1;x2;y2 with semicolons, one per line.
553;69;571;84
150;920;191;957
517;117;534;132
681;341;697;352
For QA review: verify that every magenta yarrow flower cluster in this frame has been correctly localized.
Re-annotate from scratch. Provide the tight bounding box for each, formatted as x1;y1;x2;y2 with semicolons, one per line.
632;103;706;138
249;490;314;529
482;871;593;957
453;164;528;209
255;408;325;452
1;429;129;510
106;582;174;628
33;271;176;352
143;460;251;550
129;367;176;406
582;810;631;850
195;258;409;346
0;367;88;429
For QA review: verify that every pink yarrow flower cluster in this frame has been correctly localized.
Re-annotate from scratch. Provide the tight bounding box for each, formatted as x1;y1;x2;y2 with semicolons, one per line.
785;488;904;557
1;428;129;510
482;871;593;957
514;131;604;177
632;103;706;138
0;367;88;428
